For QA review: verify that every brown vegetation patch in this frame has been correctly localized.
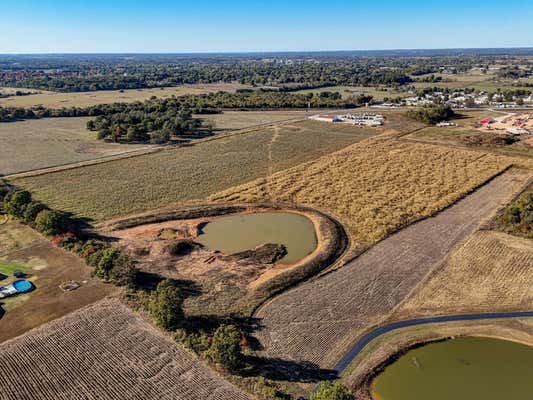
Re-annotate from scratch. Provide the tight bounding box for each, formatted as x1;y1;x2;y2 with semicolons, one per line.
0;298;250;400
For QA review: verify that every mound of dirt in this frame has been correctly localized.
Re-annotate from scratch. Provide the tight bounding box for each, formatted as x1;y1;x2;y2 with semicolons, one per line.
164;239;202;256
461;133;517;147
223;243;287;264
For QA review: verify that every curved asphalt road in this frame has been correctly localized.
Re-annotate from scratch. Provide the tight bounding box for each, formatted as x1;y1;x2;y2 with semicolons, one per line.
334;310;533;374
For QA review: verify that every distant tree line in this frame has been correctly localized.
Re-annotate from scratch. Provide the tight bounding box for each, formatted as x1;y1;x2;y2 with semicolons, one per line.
0;90;371;143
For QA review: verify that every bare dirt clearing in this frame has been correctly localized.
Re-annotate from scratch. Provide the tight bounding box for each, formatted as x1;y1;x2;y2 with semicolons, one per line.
393;230;533;319
0;299;250;400
0;117;149;175
252;169;530;369
0;83;247;108
0;220;113;342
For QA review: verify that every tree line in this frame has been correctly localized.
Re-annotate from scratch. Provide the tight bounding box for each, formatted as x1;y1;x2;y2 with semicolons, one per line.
0;90;372;143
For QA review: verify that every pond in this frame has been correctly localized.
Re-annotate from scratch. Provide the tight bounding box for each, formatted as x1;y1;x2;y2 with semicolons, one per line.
372;337;533;400
197;212;317;263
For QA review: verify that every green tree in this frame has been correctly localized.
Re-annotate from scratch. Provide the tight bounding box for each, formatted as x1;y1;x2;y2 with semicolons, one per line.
3;190;32;217
94;247;120;281
205;324;242;371
23;201;46;224
149;279;184;330
35;209;68;236
310;381;355;400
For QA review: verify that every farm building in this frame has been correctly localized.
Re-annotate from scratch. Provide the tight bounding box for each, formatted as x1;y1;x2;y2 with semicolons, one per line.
309;113;384;126
310;115;343;123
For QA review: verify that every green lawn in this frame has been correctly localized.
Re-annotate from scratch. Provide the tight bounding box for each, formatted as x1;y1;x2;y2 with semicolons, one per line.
0;259;28;278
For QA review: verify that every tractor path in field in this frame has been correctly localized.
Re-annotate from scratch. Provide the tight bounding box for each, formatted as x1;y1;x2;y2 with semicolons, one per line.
254;168;530;368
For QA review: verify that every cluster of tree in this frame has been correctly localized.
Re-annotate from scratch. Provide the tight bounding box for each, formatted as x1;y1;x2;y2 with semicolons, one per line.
498;190;533;238
0;57;418;92
148;278;244;371
1;89;369;135
0;90;33;98
310;381;355;400
496;66;532;80
406;104;456;124
87;105;202;143
1;189;68;236
0;185;137;286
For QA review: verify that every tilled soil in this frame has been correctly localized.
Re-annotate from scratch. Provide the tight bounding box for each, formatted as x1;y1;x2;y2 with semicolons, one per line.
254;169;531;368
0;299;250;400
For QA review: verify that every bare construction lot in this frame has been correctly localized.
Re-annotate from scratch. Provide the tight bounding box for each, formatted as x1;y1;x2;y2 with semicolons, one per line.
0;299;249;400
254;169;531;368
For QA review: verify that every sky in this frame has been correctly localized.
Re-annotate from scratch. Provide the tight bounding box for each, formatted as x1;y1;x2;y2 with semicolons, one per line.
1;0;532;53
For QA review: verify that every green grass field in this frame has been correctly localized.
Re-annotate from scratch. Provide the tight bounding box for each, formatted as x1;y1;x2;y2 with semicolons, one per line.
11;120;379;221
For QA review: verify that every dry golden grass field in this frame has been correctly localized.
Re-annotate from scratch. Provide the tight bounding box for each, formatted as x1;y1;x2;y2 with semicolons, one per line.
0;117;151;175
0;83;247;108
10;121;378;221
211;137;513;246
198;110;308;131
393;230;533;319
251;169;530;369
0;299;250;400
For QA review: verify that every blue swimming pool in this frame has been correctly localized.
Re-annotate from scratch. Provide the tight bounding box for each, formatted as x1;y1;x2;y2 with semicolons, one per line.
12;279;33;293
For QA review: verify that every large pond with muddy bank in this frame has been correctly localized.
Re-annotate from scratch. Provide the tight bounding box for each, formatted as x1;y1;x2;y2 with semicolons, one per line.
100;204;347;314
371;336;533;400
197;212;317;263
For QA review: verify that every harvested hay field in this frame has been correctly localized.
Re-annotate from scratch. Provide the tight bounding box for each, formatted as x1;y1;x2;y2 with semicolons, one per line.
0;220;114;342
198;110;307;131
393;230;533;319
0;117;149;175
252;169;530;369
12;120;378;221
0;299;250;400
211;137;514;247
0;83;247;109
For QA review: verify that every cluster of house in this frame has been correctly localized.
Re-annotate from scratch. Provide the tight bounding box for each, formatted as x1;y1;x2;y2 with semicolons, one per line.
378;91;533;109
478;113;533;136
309;113;384;126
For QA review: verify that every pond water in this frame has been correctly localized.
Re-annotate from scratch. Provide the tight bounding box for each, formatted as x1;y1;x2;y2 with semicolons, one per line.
197;212;317;263
372;337;533;400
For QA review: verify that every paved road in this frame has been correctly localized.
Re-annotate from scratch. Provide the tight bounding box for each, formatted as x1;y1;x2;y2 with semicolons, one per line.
254;169;530;367
334;310;533;373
